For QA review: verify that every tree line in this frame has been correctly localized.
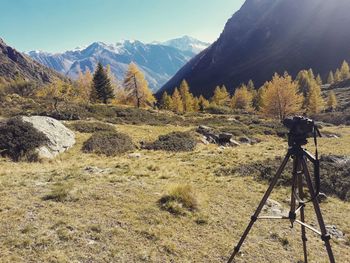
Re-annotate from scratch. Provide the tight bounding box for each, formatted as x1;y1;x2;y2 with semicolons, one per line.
1;60;349;120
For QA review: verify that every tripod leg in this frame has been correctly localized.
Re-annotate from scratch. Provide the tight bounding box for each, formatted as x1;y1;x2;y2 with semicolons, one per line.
297;157;308;263
300;158;335;263
289;156;298;224
227;152;291;263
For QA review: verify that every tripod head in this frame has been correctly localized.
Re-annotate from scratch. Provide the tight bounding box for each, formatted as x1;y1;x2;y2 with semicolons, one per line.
283;116;321;148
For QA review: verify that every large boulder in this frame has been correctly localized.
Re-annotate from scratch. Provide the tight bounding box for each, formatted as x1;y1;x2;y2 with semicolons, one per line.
21;116;75;159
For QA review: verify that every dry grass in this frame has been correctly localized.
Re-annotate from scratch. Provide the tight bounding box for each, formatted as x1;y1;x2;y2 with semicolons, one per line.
0;120;349;262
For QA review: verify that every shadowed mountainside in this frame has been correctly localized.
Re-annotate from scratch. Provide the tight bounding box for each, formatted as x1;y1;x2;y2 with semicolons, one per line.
159;0;350;97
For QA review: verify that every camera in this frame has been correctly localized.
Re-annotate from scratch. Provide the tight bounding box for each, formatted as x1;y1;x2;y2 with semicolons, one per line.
283;116;316;146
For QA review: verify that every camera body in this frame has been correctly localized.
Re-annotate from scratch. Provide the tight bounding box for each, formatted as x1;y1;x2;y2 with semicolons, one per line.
283;116;315;146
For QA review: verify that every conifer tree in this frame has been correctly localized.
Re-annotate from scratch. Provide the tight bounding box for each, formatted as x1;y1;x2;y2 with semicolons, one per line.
260;73;303;121
308;68;315;80
327;91;338;111
307;83;325;114
231;84;253;110
192;97;200;112
179;80;194;112
340;60;350;80
160;92;173;110
327;71;334;85
335;69;342;82
316;74;323;85
92;63;115;104
296;70;316;97
171;88;183;113
124;62;155;108
76;68;93;104
198;95;210;111
211;85;230;106
247;79;255;91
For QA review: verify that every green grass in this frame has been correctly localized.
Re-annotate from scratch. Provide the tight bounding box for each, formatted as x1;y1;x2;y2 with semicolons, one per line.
0;117;349;262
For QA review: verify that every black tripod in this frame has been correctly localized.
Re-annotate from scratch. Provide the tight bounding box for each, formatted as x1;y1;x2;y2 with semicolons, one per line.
227;143;336;263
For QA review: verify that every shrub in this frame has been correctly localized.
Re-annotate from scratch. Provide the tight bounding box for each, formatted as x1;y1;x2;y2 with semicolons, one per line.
217;155;350;201
68;121;115;133
205;105;233;115
159;184;198;215
144;132;197;152
82;131;134;156
0;117;48;161
42;182;75;202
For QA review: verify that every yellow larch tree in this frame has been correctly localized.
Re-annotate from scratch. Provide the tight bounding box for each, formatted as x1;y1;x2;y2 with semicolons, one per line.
179;80;194;112
260;72;303;121
76;68;93;104
198;95;210;111
340;60;350;80
123;62;156;108
211;85;230;106
307;83;325;114
160;91;173;110
327;91;338;111
171;87;183;113
231;84;253;110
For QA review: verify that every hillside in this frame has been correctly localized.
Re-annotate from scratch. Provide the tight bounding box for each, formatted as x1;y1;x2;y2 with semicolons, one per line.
160;0;350;97
0;38;65;83
28;37;210;91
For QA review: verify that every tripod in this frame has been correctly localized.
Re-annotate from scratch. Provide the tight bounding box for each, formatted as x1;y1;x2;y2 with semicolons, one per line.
227;144;336;263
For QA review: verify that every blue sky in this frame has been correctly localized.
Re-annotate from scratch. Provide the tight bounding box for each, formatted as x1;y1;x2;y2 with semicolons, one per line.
0;0;245;53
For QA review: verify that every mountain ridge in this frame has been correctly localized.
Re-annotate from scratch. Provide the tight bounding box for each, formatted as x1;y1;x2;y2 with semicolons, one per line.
28;36;210;91
0;38;66;84
159;0;350;97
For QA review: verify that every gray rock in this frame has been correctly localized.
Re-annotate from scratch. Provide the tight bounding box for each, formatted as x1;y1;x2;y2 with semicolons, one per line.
263;199;286;216
239;136;251;144
229;139;240;147
21;116;75;159
326;225;345;240
219;132;233;142
317;192;328;203
128;153;142;159
84;166;113;174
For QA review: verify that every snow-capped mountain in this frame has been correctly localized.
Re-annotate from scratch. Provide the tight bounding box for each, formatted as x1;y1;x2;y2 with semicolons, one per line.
162;36;210;54
28;37;210;91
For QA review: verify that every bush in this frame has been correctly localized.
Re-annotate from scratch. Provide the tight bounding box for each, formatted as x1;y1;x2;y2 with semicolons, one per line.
144;132;197;152
42;182;75;202
159;184;198;215
82;131;134;156
0;117;48;161
67;121;115;133
216;155;350;201
205;105;233;115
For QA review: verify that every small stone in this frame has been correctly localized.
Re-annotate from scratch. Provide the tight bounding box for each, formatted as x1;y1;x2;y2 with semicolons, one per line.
229;139;240;147
128;153;142;159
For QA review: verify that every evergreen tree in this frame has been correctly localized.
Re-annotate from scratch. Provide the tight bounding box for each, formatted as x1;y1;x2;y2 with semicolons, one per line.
316;74;323;85
340;60;350;80
198;95;210;111
231;84;253;110
327;71;334;85
92;63;115;104
124;63;155;108
307;83;325;114
260;73;303;121
179;80;194;112
335;69;342;82
327;91;338;111
160;92;173;110
171;88;183;113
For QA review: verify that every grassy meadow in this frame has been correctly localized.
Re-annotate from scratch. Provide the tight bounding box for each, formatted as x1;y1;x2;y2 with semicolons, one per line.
0;114;349;263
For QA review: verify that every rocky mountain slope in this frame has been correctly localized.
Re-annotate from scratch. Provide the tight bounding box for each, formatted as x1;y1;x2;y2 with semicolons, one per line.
29;36;210;91
159;0;350;97
0;38;65;83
